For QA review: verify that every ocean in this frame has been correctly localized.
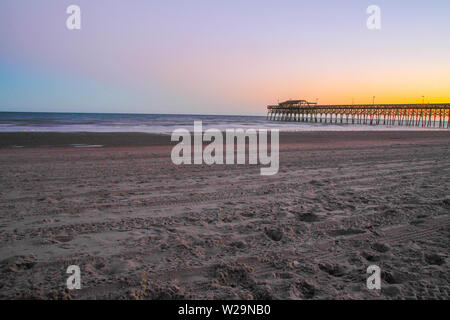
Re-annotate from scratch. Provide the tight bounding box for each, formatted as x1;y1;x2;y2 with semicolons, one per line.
0;112;439;133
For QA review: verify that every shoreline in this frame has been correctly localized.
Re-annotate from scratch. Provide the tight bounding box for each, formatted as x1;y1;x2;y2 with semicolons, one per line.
1;130;449;149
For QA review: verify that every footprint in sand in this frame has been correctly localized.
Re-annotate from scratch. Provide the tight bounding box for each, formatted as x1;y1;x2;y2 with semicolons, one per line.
327;229;365;237
318;263;347;277
296;212;321;222
424;254;445;266
290;279;316;299
264;228;283;241
371;242;390;253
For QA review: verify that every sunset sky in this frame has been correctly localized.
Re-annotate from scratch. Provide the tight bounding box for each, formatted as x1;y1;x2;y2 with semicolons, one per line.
1;0;449;115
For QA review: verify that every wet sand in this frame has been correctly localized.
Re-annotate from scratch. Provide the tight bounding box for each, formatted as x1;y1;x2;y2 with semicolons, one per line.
0;131;449;299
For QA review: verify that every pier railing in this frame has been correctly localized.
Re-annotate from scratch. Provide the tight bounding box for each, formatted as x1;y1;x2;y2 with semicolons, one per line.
267;104;450;128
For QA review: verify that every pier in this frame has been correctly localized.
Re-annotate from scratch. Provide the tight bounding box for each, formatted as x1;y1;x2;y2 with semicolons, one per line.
267;100;450;128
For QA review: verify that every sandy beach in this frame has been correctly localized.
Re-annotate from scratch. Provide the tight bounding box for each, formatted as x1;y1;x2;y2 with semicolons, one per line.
0;131;449;299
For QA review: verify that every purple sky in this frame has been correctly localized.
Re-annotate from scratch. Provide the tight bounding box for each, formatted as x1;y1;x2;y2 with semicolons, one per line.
1;0;449;115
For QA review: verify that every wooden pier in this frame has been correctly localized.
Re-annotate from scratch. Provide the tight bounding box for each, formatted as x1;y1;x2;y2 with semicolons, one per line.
267;100;450;128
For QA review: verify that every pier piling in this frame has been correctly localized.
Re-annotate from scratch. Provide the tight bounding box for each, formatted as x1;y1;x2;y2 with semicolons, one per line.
267;102;450;128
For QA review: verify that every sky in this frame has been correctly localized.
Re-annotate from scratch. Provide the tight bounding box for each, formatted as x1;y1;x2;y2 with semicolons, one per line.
0;0;449;115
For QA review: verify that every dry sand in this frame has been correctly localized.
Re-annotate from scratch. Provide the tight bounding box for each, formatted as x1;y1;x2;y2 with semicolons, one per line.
0;131;449;299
